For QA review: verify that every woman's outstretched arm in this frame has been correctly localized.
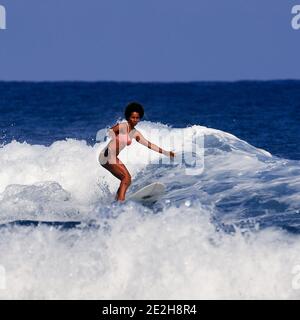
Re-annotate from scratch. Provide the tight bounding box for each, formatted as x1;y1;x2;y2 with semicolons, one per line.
134;130;175;158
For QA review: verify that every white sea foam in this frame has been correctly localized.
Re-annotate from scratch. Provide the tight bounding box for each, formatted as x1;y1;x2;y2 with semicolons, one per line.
0;122;299;299
0;203;299;299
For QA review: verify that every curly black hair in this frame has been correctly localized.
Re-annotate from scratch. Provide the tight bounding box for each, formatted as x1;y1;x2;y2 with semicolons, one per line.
124;102;144;120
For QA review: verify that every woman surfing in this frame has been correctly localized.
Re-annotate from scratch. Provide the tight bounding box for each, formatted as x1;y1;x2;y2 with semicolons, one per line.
99;102;175;202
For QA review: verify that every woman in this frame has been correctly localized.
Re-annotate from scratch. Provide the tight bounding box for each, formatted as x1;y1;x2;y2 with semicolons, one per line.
99;102;175;201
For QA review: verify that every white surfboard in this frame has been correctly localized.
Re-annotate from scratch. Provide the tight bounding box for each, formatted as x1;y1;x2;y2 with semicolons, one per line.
126;182;166;204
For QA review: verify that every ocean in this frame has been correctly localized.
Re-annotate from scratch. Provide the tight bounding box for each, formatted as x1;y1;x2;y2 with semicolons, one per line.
0;80;300;299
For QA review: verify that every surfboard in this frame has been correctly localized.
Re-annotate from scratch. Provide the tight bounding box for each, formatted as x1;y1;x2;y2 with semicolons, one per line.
126;182;166;204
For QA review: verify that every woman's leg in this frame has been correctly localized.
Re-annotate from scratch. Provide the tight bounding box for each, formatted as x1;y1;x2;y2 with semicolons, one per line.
101;158;131;201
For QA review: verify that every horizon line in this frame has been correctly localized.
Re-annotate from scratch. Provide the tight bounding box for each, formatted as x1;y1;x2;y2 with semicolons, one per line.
0;78;300;84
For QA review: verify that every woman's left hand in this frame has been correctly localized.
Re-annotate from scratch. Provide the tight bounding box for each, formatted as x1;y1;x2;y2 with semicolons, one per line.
169;151;175;158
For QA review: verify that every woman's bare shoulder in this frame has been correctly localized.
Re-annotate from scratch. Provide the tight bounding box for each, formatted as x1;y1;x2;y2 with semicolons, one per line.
110;122;127;133
132;129;144;141
132;128;140;135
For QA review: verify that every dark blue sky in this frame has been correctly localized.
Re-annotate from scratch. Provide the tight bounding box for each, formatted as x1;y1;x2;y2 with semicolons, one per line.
0;0;299;81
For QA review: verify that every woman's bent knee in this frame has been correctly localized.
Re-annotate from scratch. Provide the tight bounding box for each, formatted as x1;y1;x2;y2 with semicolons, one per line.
122;175;131;186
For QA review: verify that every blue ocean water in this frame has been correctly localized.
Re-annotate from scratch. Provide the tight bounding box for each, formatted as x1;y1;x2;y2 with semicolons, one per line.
0;81;300;299
1;81;300;159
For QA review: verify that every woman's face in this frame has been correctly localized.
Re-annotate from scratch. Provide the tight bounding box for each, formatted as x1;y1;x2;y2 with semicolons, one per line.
128;112;140;127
